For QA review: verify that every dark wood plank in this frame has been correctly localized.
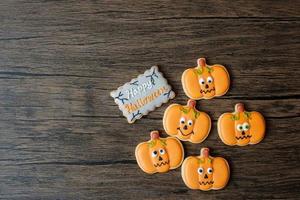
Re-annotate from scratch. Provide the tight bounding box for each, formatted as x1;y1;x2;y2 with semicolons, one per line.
0;18;299;97
0;115;299;197
0;117;299;199
0;0;299;199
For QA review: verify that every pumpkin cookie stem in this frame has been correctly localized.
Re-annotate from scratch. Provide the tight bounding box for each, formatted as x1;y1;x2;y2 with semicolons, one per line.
201;147;210;157
235;103;245;113
197;58;206;67
187;99;196;108
150;131;160;139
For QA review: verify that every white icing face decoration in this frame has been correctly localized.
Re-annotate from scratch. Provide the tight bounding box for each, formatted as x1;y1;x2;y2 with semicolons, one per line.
199;78;205;85
207;77;213;84
236;124;243;131
242;122;250;131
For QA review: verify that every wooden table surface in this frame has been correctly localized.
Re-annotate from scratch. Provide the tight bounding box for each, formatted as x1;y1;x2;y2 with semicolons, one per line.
0;1;299;199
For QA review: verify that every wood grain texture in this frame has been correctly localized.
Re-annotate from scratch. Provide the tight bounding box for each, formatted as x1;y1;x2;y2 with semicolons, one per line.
0;0;299;199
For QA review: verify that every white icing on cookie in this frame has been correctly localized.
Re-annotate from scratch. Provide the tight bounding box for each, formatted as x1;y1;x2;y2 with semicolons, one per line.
110;66;175;123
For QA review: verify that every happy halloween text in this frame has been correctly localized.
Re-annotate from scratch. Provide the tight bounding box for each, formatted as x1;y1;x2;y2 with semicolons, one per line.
124;86;168;113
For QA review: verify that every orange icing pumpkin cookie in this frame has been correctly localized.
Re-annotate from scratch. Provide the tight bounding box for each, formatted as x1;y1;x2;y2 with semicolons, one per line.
218;103;266;146
181;58;230;100
181;148;230;191
163;99;211;143
135;131;184;174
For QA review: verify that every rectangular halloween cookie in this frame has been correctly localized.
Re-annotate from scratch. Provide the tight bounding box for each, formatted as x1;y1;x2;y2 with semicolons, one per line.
110;66;175;123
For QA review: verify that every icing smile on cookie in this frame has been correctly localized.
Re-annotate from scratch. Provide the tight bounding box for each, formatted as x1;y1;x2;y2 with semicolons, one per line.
177;127;194;136
154;160;169;168
200;87;215;94
199;180;214;186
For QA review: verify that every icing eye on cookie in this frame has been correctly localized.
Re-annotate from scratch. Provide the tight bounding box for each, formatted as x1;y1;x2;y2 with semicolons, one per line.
180;117;185;124
151;150;158;157
242;122;250;131
207;168;213;174
159;149;165;155
199;78;205;85
207;76;213;84
197;167;204;174
236;124;243;131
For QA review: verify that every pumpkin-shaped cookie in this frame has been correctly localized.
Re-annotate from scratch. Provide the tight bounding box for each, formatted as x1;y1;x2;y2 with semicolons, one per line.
218;103;266;146
182;58;230;100
181;148;230;191
163;99;211;143
135;131;184;174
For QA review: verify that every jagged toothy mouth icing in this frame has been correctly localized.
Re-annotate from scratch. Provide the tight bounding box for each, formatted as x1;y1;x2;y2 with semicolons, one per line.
154;160;169;168
199;180;214;185
200;88;215;94
235;135;252;140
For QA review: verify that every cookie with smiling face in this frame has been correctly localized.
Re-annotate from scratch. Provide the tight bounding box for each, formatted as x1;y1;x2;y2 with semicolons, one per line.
163;99;211;143
218;103;266;146
135;131;184;174
181;58;230;100
181;148;230;191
